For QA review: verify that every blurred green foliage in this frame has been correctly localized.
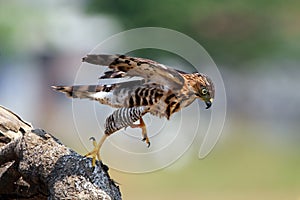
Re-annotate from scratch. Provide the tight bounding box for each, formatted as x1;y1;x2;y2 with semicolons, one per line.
0;3;45;59
85;0;300;66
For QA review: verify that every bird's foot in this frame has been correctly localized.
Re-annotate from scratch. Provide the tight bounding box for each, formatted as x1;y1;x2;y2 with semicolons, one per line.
142;136;151;147
130;117;151;148
84;137;101;167
84;135;107;167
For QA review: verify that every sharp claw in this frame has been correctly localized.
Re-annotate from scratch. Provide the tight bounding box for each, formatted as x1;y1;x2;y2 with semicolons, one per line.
142;137;151;147
85;134;107;167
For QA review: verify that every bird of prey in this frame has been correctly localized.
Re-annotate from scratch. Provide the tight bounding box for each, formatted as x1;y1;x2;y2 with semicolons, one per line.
52;54;215;166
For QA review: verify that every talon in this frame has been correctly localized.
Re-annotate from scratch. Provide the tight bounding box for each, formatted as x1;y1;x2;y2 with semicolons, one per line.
84;134;108;167
88;137;97;148
129;117;151;148
142;137;151;148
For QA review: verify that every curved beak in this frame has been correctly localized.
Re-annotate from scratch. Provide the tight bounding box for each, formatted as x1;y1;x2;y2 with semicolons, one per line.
205;98;213;109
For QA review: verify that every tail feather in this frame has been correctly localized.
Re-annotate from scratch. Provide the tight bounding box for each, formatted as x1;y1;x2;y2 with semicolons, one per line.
51;85;115;99
51;86;74;97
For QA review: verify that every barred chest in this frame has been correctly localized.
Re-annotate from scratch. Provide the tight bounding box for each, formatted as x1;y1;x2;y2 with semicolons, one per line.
149;90;197;119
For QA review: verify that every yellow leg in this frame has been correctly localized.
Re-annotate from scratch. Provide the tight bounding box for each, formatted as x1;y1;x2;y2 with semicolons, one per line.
84;134;108;167
130;117;150;147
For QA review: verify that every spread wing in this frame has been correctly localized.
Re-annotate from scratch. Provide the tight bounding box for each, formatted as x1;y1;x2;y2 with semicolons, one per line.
82;54;185;90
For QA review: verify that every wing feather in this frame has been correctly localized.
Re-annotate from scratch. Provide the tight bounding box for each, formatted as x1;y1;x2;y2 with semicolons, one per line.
82;54;185;90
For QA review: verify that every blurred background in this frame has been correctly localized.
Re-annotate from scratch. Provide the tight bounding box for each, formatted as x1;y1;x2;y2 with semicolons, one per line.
0;0;299;199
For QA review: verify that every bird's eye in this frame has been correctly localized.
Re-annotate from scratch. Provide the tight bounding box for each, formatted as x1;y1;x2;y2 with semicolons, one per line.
201;88;208;95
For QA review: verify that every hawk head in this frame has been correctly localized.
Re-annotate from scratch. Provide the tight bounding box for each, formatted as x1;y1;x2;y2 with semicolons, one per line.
195;73;215;109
